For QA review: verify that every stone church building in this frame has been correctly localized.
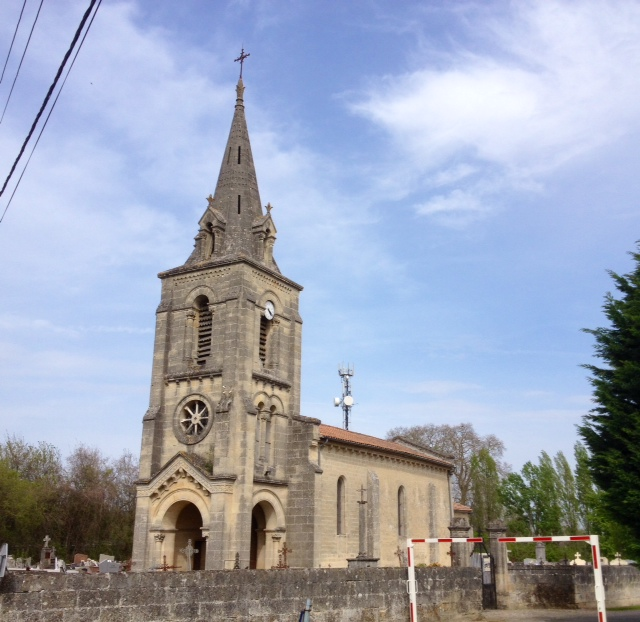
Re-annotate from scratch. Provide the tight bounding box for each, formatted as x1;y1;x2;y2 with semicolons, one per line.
131;72;457;572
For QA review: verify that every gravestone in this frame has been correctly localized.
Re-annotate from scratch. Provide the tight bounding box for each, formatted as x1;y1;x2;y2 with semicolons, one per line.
40;535;56;570
99;559;121;573
570;552;587;566
0;543;8;578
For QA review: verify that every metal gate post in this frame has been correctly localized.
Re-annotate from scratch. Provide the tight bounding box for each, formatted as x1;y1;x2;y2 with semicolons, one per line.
406;539;418;622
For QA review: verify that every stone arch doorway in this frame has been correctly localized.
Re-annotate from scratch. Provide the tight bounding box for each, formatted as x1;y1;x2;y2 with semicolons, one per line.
250;500;280;569
162;501;206;570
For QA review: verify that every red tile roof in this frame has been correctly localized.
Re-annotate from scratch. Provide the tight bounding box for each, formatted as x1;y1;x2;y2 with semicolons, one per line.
319;424;453;468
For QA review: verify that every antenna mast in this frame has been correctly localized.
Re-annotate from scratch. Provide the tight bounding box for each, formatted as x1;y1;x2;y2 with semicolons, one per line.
334;364;354;430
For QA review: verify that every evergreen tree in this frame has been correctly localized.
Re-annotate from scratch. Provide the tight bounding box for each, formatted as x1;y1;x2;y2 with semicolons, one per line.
469;448;502;534
579;246;640;548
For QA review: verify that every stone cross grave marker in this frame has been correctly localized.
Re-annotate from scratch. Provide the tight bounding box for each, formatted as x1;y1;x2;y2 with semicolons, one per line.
180;539;198;571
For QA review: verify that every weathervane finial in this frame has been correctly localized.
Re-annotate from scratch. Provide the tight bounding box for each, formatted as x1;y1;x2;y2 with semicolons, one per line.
234;47;250;79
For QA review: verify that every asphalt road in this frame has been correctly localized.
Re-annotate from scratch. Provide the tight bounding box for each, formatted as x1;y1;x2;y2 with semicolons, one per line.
472;610;640;622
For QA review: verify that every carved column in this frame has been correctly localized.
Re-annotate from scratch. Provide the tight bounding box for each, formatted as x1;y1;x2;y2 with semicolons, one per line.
184;310;196;363
154;533;165;568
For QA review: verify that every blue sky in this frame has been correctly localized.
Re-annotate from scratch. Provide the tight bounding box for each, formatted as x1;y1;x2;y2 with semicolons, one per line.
1;0;640;472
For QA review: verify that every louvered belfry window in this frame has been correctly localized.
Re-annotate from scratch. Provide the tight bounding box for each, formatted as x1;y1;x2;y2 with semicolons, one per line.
195;296;212;365
259;315;269;364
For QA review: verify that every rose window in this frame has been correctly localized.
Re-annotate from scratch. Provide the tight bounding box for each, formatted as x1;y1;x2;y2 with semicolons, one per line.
179;400;210;437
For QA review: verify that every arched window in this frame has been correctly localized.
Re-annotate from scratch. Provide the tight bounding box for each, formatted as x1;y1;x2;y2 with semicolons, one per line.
398;486;406;536
337;476;346;535
194;295;212;365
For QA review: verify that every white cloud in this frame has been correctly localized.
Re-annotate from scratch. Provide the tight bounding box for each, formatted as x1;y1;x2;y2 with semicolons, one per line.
350;0;640;224
404;380;482;396
0;315;80;337
414;189;490;227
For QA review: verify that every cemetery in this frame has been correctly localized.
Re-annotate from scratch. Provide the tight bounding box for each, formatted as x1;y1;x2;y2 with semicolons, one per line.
0;530;638;621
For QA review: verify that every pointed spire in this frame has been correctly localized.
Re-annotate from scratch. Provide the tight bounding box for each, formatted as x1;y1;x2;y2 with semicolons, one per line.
186;54;279;272
210;74;264;257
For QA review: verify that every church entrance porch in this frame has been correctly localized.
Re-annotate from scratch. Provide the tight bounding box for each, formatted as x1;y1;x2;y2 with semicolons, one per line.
161;501;206;571
250;500;284;569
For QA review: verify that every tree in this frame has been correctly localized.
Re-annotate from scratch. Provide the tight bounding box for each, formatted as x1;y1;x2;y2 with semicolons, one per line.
58;445;138;560
386;422;507;505
574;442;599;534
469;448;502;534
574;442;637;558
0;434;62;482
0;436;138;562
499;451;564;536
579;246;640;547
553;451;579;534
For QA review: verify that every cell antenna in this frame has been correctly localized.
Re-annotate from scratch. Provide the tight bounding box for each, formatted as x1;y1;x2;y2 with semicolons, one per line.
334;364;354;430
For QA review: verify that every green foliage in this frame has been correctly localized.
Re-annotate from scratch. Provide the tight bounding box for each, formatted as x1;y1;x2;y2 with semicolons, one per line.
579;246;640;555
386;422;507;505
469;448;502;534
499;451;563;536
0;437;138;562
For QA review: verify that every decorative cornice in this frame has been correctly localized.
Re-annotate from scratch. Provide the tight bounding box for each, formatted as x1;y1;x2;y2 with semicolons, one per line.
158;256;303;291
252;371;291;390
165;368;222;384
143;455;214;500
324;441;450;472
253;476;288;487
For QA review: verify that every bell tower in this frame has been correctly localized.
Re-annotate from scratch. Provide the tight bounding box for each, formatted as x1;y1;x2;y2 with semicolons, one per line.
131;59;310;571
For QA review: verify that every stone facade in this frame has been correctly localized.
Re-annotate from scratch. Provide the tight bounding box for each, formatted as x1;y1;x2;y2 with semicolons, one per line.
131;75;455;573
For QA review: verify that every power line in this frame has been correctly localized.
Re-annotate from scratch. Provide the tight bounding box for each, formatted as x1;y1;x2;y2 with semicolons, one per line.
0;0;28;85
0;0;46;125
0;0;100;205
0;0;103;224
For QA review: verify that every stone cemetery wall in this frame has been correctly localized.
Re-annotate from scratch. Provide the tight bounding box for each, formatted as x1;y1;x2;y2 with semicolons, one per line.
506;565;640;609
0;566;482;622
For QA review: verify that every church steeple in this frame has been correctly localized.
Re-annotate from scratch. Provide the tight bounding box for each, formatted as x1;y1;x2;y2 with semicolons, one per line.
187;59;278;272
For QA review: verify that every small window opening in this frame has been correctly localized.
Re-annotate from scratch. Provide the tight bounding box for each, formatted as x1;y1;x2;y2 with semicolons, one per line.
255;401;264;458
264;408;274;462
237;195;241;214
207;223;215;256
398;486;407;536
237;146;242;164
337;476;346;535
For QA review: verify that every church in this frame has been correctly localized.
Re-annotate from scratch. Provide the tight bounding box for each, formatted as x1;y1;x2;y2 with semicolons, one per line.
131;62;457;572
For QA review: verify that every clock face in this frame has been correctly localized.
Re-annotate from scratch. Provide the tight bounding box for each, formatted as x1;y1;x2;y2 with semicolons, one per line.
264;300;275;320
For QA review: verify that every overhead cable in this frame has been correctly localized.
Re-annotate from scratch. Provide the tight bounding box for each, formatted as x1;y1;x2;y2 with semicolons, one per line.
0;0;46;125
0;0;103;224
0;0;100;203
0;0;28;84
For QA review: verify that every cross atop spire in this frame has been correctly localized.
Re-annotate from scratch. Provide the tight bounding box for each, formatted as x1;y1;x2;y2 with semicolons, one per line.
234;47;250;79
